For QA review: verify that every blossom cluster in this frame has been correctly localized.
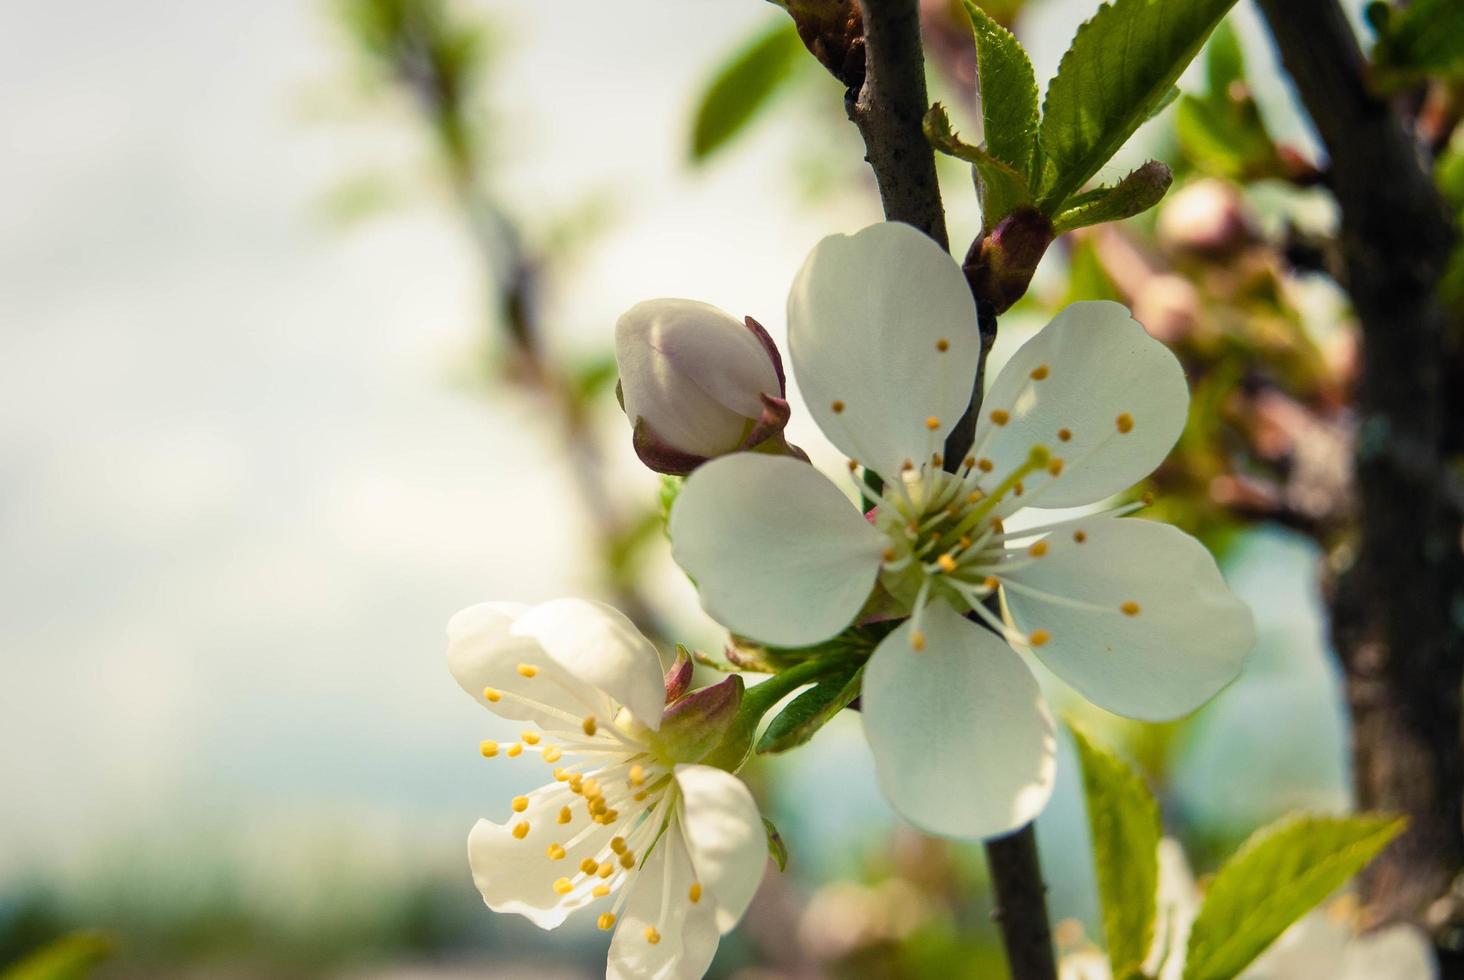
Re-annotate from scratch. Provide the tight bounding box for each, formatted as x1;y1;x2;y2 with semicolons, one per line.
449;220;1256;978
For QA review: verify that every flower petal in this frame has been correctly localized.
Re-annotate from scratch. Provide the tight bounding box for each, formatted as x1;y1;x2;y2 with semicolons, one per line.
861;603;1057;839
512;598;667;731
467;781;623;930
1001;517;1254;721
788;221;981;479
606;820;722;980
448;602;616;736
972;301;1188;510
675;763;767;933
669;453;885;647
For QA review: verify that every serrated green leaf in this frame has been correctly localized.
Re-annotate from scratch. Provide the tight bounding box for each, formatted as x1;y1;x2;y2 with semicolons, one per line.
1052;159;1172;232
1183;814;1406;980
1071;727;1161;979
763;816;789;871
756;662;862;754
924;104;1030;228
2;932;114;980
690;20;803;162
1038;0;1238;209
963;0;1040;182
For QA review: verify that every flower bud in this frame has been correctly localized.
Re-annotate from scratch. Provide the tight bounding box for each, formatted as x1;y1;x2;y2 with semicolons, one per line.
1157;178;1255;256
615;298;800;475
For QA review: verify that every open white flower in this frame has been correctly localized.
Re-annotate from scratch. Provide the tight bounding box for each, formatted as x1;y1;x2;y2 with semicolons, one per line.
669;221;1254;839
449;599;767;980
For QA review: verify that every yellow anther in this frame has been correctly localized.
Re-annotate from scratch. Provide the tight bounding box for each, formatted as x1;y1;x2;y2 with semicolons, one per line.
479;740;499;758
546;843;566;860
936;338;950;352
963;455;976;470
610;836;627;854
959;536;973;549
882;547;897;562
512;821;530;840
628;765;646;787
593;886;612;900
581;857;599;874
582;778;601;799
1058;427;1072;442
847;459;859;472
1121;601;1141;617
512;795;530;813
1014;481;1025;497
967;491;984;504
645;927;661;945
482;686;502;703
932;452;943;467
516;663;538;678
568;774;583;792
1030;364;1050;381
983;576;999;590
542;745;563;763
620;851;637;869
597;912;616;929
582;716;598;737
1142;491;1155;506
553;877;574;895
506;743;523;758
937;554;958;573
689;882;703;903
598;862;614;878
978;457;994;472
589;799;607;816
559;806;574;825
910;630;926;652
1048;458;1064;477
1029;629;1051;647
553;768;567;781
926;416;941;430
990;409;1010;426
1028;541;1049;558
901;459;915;472
521;731;541;746
991;517;1004;533
633;790;648;801
601;809;619;823
1073;530;1088;543
946;503;961;518
1116;412;1135;434
831;399;845;414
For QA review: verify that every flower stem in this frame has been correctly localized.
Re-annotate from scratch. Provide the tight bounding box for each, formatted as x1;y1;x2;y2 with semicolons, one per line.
985;823;1058;980
703;658;841;772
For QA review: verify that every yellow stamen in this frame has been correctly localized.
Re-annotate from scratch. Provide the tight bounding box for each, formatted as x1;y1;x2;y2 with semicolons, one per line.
925;416;940;430
910;630;926;652
1121;601;1141;617
1029;629;1051;647
1047;458;1064;477
645;927;661;945
546;843;566;860
479;740;499;758
936;338;950;352
516;663;538;678
559;806;574;825
937;554;958;573
598;862;614;879
983;576;999;590
601;809;619;823
619;851;637;869
831;400;845;414
582;716;598;737
1058;427;1072;442
512;795;529;813
512;822;530;840
597;912;616;929
593;886;612;900
1116;412;1135;434
521;731;541;746
689;882;703;903
1030;364;1050;380
978;458;994;472
481;686;501;703
553;877;573;895
990;409;1010;426
1028;541;1048;558
542;745;563;763
580;858;599;874
1073;530;1087;543
628;765;646;787
505;743;523;758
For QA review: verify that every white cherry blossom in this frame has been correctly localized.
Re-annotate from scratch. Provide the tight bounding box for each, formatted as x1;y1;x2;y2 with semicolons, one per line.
449;599;767;980
669;221;1254;839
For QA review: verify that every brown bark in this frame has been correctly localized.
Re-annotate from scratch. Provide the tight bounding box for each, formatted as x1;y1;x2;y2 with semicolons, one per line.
1255;0;1464;964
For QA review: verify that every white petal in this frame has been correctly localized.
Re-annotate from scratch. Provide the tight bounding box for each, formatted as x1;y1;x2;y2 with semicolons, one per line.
1001;517;1255;721
512;598;667;730
606;821;722;980
669;453;886;647
1151;839;1199;980
448;602;617;736
467;781;623;930
1239;912;1348;980
972;301;1188;509
861;603;1057;839
675;764;767;933
616;299;780;456
788;221;981;479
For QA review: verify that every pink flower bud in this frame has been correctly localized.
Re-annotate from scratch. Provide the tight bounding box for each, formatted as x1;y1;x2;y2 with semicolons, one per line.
1157;178;1255;256
615;298;800;474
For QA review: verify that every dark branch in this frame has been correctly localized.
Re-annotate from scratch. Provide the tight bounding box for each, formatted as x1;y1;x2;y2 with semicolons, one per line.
985;824;1059;980
1256;0;1464;957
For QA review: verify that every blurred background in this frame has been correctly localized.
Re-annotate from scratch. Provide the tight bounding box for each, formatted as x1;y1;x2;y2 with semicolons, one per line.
1;0;1418;975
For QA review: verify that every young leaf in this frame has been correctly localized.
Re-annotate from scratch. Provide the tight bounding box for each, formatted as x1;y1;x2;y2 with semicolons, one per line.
1371;0;1464;84
756;662;862;754
1051;160;1172;233
690;21;804;162
763;816;789;871
1183;814;1406;980
1204;18;1245;96
963;0;1040;181
1038;0;1238;209
1071;726;1161;980
924;104;1030;229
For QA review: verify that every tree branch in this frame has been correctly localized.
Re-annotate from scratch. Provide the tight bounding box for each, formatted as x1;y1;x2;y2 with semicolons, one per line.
848;0;948;248
1255;0;1464;959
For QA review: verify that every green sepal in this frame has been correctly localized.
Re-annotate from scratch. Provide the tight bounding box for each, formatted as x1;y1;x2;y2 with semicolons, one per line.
925;103;1030;231
1051;160;1172;233
756;661;863;754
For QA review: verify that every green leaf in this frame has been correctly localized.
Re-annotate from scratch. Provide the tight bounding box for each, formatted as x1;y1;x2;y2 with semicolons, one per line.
2;932;114;980
924;104;1030;228
1174;93;1279;181
1071;726;1162;979
690;21;804;162
962;0;1040;181
1038;0;1238;209
1204;18;1245;96
756;662;862;754
1183;813;1406;980
1051;160;1172;233
763;816;789;871
1372;0;1464;84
